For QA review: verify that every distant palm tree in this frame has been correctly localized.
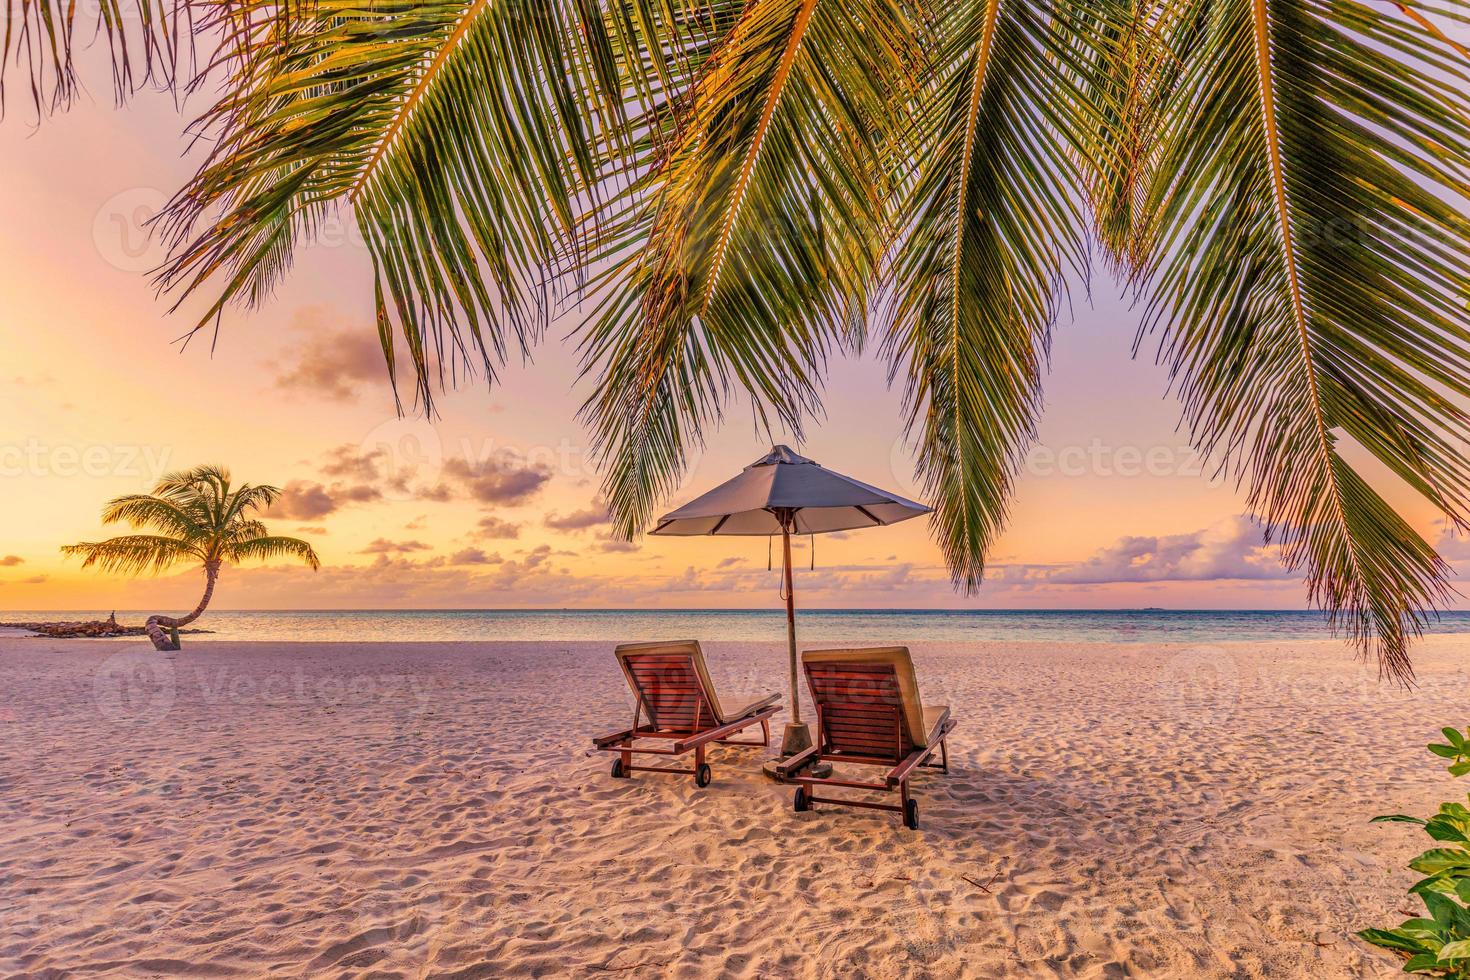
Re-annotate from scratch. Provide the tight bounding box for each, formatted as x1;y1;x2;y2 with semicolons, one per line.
7;1;1469;679
64;466;320;651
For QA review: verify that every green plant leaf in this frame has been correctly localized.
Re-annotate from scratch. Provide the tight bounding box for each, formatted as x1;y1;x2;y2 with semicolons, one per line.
1426;821;1470;845
1376;814;1430;825
1403;952;1442;972
1431;744;1461;758
1411;850;1470;876
1440;939;1470;961
1457;879;1470;905
1423;891;1462;929
1451;762;1470;778
1358;927;1429;954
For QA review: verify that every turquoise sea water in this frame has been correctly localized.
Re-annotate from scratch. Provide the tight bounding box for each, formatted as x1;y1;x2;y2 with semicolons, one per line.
6;608;1470;644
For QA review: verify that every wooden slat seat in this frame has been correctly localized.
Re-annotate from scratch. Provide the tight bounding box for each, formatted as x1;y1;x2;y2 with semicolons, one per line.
593;641;781;787
777;647;956;831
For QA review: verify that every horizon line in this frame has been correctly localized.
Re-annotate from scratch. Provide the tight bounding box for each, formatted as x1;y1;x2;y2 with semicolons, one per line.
1;606;1356;614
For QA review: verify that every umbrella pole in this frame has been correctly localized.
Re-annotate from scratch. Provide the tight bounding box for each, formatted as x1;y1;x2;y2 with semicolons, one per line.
783;520;800;726
779;513;813;757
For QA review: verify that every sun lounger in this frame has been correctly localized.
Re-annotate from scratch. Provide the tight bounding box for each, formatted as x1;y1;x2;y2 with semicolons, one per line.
593;641;781;787
775;646;955;830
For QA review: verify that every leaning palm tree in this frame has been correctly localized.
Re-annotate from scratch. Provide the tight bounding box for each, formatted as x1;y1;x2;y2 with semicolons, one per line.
63;466;320;651
7;0;1469;680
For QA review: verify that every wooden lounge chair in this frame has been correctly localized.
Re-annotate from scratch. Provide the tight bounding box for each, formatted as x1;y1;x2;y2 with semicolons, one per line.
776;647;955;830
593;641;782;787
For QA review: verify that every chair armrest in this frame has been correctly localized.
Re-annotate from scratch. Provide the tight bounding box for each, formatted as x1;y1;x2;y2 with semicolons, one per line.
885;748;931;788
672;705;780;752
774;745;820;779
593;728;636;748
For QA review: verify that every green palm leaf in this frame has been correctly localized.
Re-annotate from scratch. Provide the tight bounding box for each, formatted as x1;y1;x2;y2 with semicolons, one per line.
154;0;639;409
62;535;204;575
226;535;322;569
1137;0;1470;681
580;0;916;537
1069;0;1200;274
881;0;1092;590
64;464;318;574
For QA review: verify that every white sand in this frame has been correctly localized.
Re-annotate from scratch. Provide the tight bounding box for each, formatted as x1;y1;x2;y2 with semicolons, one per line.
3;635;1468;978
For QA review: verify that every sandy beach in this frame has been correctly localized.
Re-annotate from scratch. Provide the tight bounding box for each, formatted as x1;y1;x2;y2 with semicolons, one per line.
3;636;1468;978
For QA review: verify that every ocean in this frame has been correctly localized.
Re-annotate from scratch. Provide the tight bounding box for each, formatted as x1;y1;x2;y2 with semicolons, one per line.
6;608;1470;644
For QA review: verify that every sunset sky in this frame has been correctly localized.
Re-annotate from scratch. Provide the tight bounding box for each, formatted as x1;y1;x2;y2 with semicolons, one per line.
3;81;1466;613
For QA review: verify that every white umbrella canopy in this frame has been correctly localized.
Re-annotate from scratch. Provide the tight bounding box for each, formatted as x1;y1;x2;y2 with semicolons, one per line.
652;445;931;536
651;445;931;758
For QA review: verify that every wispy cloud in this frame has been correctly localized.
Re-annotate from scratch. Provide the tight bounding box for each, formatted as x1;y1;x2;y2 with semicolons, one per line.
544;499;611;531
358;538;432;555
271;480;381;520
270;309;397;403
992;517;1294;586
448;548;502;565
475;516;522;539
1435;521;1470;562
441;455;551;506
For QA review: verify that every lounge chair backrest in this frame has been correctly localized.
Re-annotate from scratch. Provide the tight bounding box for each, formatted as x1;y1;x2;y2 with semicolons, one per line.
615;640;723;732
803;647;929;756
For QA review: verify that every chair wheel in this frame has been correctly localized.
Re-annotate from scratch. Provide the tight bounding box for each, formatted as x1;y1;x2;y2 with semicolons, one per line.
695;763;712;787
793;787;809;812
903;798;919;830
611;758;628;779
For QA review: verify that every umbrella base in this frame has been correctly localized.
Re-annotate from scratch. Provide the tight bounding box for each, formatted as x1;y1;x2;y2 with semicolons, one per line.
780;721;813;756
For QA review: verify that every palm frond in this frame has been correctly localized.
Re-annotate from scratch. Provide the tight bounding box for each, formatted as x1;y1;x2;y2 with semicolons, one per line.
225;535;321;569
1138;0;1470;681
99;494;201;538
881;0;1091;591
62;535;202;575
154;0;640;410
1068;0;1199;274
0;0;206;117
222;484;280;524
581;0;917;537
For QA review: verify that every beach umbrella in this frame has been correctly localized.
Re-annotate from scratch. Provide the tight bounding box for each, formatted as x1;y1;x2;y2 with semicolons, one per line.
651;445;931;756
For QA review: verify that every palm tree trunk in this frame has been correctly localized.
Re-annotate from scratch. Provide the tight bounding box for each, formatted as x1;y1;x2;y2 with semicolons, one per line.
146;560;220;651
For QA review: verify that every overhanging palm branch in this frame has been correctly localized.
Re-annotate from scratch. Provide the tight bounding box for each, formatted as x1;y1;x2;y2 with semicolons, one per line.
881;0;1092;590
580;0;918;537
1136;0;1470;680
10;0;1470;679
